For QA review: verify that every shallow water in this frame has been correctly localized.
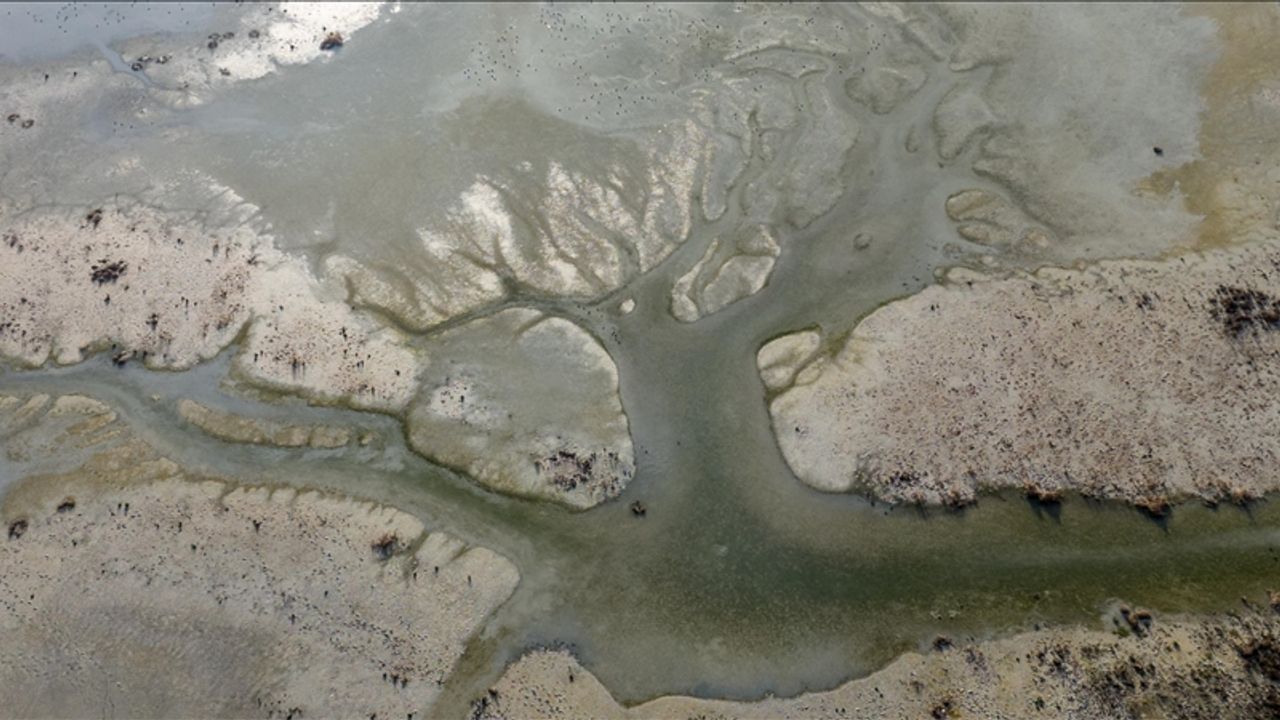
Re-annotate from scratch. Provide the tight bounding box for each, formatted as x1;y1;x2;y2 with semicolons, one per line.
1;1;1273;713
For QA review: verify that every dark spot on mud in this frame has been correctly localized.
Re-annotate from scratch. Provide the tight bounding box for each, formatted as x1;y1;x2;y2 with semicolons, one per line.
56;498;75;513
90;259;127;285
372;533;399;561
5;113;18;124
1238;637;1280;683
1212;286;1280;338
248;29;261;39
629;500;647;517
1153;146;1164;156
20;118;34;129
130;61;144;72
8;518;28;540
538;449;597;492
320;32;344;51
932;635;954;652
886;470;921;489
85;208;103;228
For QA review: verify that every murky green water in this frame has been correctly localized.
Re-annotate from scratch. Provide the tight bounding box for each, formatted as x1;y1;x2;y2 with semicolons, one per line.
1;1;1274;714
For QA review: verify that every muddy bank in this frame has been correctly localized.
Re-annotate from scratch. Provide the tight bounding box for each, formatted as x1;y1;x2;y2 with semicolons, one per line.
0;394;518;718
0;193;635;504
177;397;358;448
0;2;1278;715
405;308;634;509
477;604;1280;719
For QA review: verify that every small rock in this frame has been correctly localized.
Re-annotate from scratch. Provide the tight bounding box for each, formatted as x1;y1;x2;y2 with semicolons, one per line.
1024;484;1063;505
1135;496;1170;520
1119;605;1154;636
629;500;647;517
320;32;344;51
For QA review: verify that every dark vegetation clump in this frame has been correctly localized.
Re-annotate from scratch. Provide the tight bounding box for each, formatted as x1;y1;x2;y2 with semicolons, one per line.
1211;285;1280;338
537;449;595;491
90;259;128;285
1238;636;1280;683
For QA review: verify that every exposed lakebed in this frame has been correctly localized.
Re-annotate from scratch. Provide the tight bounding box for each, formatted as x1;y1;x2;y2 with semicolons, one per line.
2;2;1279;717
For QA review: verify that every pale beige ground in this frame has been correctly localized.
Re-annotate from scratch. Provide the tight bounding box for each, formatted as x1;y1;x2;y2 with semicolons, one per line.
477;604;1280;720
0;195;423;411
0;394;519;718
765;234;1280;509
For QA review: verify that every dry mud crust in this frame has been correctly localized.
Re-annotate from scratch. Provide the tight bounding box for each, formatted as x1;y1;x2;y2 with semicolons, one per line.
0;394;518;718
0;203;263;369
763;234;1280;508
476;607;1280;720
0;195;421;411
